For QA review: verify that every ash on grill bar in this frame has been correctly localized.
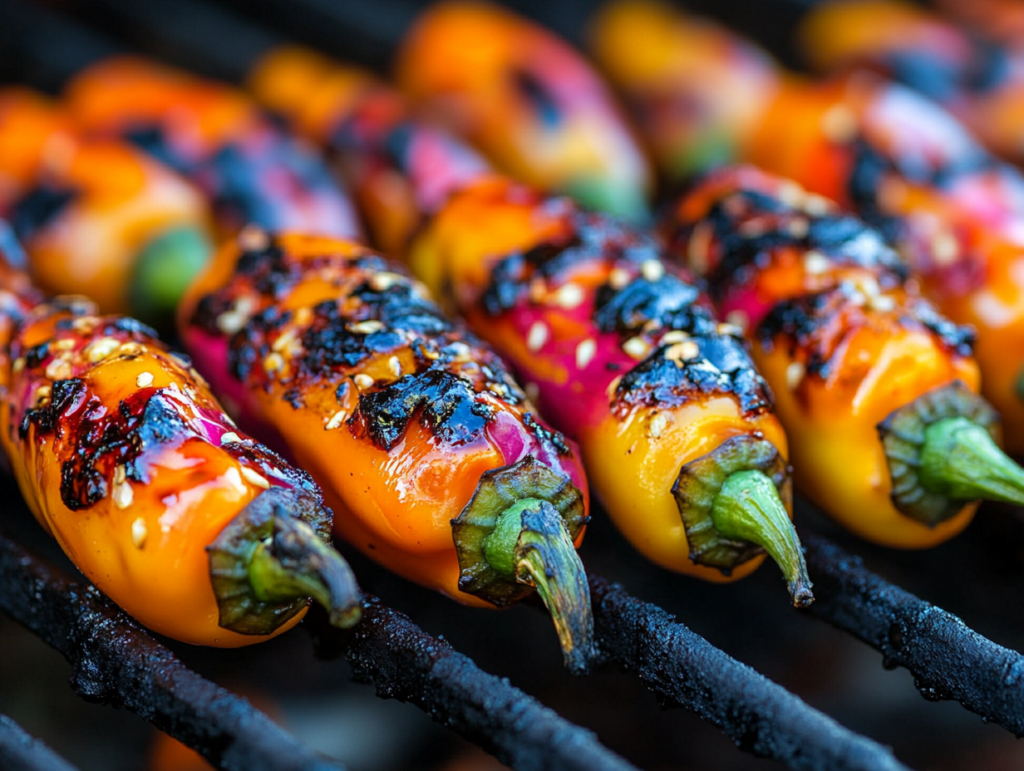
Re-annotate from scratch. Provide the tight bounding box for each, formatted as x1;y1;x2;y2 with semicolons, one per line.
0;1;1022;770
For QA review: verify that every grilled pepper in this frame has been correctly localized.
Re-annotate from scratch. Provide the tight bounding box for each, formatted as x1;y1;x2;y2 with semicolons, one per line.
0;222;360;646
590;0;1024;455
664;166;1024;547
244;41;812;604
0;87;212;324
178;230;596;671
394;0;652;222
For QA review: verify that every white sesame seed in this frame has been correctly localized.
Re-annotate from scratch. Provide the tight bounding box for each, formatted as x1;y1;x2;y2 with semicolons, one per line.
223;466;246;495
605;375;622;398
576;339;597;369
216;310;246;335
220;432;242;445
272;329;297;352
717;322;744;337
661;330;690;344
858;276;881;298
803;194;833;217
819;104;858;144
666;340;700;365
45;359;72;381
623;337;650;360
112;482;134;510
238;225;269;252
787;217;810;239
389;356;402;378
114;465;126;485
871;294;896;312
263;352;285;374
786;361;805;390
932;232;959;265
354;373;375;390
86;337;121;363
131;518;147;549
554;283;585;309
803;251;829;275
240;465;270;489
351;320;384;334
118;342;144;357
527;322;549;352
608;267;630;289
136;372;154;388
649;412;669;439
778;181;805;208
726;310;749;331
325;411;345;430
53;338;75;351
370;272;403;291
641;260;664;282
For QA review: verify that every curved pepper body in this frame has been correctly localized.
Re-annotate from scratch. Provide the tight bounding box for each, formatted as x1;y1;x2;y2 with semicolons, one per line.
63;56;361;241
0;88;210;315
179;232;588;606
0;261;336;645
409;177;786;580
394;0;652;221
665;167;984;547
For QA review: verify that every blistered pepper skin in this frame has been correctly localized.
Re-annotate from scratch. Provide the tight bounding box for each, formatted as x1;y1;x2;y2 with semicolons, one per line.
179;232;588;606
394;1;653;221
409;177;789;581
0;88;210;315
666;168;984;547
64;57;361;241
0;282;334;646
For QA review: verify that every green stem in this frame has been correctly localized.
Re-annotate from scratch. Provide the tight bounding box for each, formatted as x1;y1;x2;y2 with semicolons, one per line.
483;499;595;674
711;470;814;607
919;417;1024;505
248;515;362;629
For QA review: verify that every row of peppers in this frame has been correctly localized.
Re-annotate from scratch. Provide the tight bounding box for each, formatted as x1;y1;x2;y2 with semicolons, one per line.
2;0;1023;668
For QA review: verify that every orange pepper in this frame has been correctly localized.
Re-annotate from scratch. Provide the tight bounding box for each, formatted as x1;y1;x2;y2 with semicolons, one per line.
665;166;1024;548
0;88;211;321
394;0;652;222
179;231;596;670
244;43;812;605
0;225;360;646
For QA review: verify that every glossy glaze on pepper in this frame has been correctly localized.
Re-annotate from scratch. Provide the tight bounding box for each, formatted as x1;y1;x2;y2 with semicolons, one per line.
0;231;358;645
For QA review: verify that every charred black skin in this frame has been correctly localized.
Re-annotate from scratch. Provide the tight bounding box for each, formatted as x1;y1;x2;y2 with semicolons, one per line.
190;236;572;456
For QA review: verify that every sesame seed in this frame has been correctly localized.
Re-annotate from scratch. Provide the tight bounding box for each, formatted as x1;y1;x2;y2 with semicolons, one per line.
136;372;154;388
263;352;285;373
726;310;749;331
820;104;858;144
216;310;246;335
803;194;832;216
932;232;959;265
45;359;72;381
389;356;402;377
114;465;126;485
623;337;649;360
803;251;829;275
220;432;242;445
786;361;805;390
131;517;147;549
661;330;690;344
576;339;597;369
112;482;134;510
871;294;896;312
294;307;313;327
12;357;24;373
240;465;270;489
351;320;384;334
787;217;810;239
272;329;297;352
354;373;375;390
525;382;540;403
34;385;51;406
609;267;630;289
238;225;270;252
71;316;98;333
448;342;472;362
778;181;805;208
554;283;585;309
605;375;623;398
666;340;700;365
86;337;121;363
325;411;345;430
641;260;664;282
649;412;669;439
717;322;744;337
527;322;549;352
858;276;881;298
118;342;143;357
53;338;75;351
370;272;403;291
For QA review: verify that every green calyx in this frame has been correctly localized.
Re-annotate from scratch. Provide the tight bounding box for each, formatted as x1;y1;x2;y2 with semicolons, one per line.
879;380;1024;526
208;486;362;635
673;434;813;607
563;176;652;226
129;226;212;330
452;456;594;673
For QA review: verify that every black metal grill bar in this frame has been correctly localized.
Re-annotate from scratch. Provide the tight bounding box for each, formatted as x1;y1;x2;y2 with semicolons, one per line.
308;597;640;771
0;715;80;771
802;532;1024;735
588;575;911;771
0;528;347;771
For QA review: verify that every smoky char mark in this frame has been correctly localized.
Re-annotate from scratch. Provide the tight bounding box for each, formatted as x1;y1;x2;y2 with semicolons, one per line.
684;188;906;299
757;285;974;380
612;331;773;417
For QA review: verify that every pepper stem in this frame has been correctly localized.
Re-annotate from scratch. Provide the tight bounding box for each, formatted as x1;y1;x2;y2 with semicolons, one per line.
482;498;595;674
710;470;814;607
247;515;363;629
919;417;1024;505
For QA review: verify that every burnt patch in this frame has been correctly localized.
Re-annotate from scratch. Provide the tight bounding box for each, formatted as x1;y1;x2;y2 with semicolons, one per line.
593;274;708;335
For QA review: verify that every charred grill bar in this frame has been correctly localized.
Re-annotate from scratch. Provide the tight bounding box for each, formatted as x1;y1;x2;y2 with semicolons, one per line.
0;715;80;771
802;533;1024;735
